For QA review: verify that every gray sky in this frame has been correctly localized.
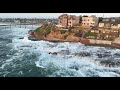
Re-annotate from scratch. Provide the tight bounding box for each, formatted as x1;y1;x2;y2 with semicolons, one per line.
0;13;120;18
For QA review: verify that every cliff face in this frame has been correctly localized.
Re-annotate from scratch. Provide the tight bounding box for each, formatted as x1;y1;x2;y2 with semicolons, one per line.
47;30;64;39
34;27;81;42
112;37;120;44
65;34;80;41
47;30;81;41
29;26;120;48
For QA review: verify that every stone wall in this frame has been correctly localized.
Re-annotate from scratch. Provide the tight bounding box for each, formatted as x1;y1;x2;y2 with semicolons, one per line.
89;39;112;45
112;37;120;44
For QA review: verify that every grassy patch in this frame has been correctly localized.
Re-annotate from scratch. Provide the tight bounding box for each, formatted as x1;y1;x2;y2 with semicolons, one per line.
60;30;67;34
34;25;52;35
84;31;97;38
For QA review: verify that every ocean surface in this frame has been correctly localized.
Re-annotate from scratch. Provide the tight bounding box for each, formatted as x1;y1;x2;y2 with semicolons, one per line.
1;25;120;77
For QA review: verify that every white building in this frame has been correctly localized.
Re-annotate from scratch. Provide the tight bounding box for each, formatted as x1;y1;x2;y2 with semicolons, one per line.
82;15;99;27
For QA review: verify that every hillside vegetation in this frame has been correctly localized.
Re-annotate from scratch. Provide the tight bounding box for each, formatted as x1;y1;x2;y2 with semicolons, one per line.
35;25;52;36
34;25;81;41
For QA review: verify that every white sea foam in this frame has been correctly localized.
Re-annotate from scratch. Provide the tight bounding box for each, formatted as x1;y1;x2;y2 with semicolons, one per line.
1;25;120;77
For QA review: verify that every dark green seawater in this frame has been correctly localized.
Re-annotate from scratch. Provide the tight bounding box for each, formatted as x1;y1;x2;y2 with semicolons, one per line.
1;25;120;77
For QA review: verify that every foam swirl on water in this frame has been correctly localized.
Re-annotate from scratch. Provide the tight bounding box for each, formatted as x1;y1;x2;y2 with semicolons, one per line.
1;25;120;77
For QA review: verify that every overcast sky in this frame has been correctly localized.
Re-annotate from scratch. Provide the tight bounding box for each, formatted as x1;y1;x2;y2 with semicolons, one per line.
0;13;120;18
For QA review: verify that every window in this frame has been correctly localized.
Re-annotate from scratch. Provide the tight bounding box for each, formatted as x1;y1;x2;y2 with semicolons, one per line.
88;19;89;21
93;23;94;25
87;23;89;25
84;23;85;25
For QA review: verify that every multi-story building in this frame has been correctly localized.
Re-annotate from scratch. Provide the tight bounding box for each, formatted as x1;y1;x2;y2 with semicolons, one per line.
57;14;81;28
82;15;99;27
67;15;81;27
99;18;120;29
57;14;68;27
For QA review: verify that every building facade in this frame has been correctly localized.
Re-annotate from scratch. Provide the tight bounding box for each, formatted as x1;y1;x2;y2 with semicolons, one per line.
99;23;104;27
82;15;99;27
57;14;81;28
98;18;120;29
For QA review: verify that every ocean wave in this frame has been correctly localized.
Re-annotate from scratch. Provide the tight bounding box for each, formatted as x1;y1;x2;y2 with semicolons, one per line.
1;25;120;77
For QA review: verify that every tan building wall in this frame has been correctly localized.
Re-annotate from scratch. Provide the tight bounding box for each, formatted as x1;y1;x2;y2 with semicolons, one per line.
82;16;99;27
118;24;120;29
58;14;68;27
58;14;80;27
111;25;118;29
99;23;104;27
89;39;112;45
68;16;80;27
99;23;120;29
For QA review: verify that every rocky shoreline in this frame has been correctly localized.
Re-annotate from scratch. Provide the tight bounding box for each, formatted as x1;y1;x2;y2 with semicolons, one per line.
28;30;120;49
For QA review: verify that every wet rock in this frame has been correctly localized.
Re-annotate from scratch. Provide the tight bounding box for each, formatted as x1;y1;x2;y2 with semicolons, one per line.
28;36;40;41
47;44;55;48
49;52;51;54
21;45;32;47
69;65;79;70
96;58;120;67
100;60;120;67
19;37;24;39
49;52;58;55
73;52;91;57
58;50;70;55
114;53;120;57
97;53;111;58
97;54;103;58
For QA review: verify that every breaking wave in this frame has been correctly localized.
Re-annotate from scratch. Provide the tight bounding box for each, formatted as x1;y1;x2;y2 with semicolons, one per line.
0;25;120;77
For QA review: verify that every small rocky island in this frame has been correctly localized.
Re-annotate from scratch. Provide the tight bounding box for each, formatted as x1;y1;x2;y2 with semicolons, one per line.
28;24;81;42
28;24;120;49
27;13;120;49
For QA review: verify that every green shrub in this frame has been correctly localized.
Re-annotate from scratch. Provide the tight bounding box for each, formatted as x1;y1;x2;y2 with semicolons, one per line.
34;25;51;35
60;30;67;34
84;31;97;38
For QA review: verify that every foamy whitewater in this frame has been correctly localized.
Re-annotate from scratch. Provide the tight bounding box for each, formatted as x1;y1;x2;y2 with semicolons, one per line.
1;25;120;77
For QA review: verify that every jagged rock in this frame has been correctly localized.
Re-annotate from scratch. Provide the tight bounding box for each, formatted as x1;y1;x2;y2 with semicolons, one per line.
19;37;24;39
69;65;79;70
28;36;40;41
97;53;111;58
96;58;120;67
58;50;70;55
49;52;58;55
114;53;120;57
97;54;103;58
73;52;91;57
100;60;120;67
21;45;32;47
